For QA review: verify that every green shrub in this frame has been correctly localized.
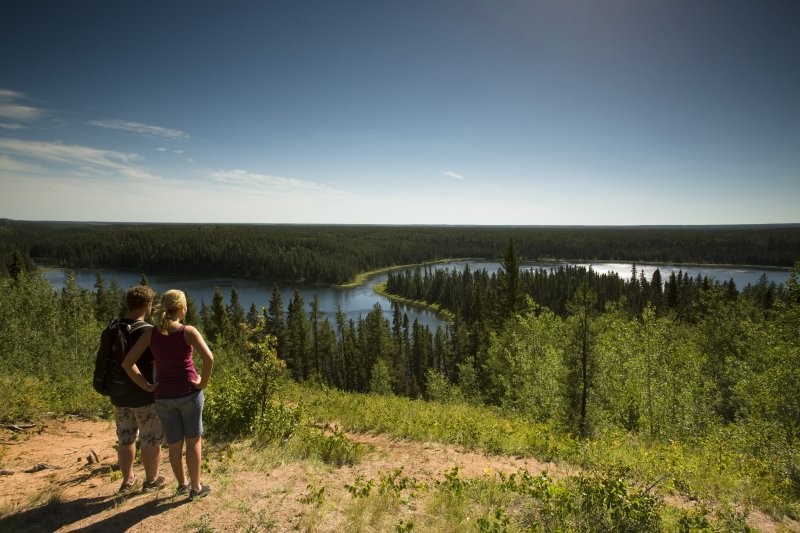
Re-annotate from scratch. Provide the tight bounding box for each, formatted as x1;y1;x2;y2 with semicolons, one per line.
571;473;661;532
205;332;287;440
292;427;365;466
253;401;302;445
204;368;260;438
425;369;464;403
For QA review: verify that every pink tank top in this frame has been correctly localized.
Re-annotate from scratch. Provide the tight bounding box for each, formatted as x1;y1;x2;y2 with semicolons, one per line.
150;325;199;399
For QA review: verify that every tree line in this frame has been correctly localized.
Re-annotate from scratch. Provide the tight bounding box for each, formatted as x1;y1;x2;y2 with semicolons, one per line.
4;236;797;441
2;219;799;282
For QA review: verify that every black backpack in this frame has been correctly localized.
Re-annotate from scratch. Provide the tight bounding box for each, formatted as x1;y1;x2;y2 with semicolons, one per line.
93;319;152;396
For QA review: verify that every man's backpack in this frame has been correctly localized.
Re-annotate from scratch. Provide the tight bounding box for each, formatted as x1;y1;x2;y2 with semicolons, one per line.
93;319;152;397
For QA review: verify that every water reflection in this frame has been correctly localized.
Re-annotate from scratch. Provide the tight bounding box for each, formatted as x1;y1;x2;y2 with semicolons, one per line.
41;261;789;332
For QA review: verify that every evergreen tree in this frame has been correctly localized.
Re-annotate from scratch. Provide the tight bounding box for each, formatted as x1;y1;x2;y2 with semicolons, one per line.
563;280;598;438
199;300;210;331
267;285;287;359
207;286;231;344
318;318;337;384
390;302;410;394
432;326;449;375
363;304;392;388
246;302;260;329
309;295;322;377
334;304;349;389
185;292;200;327
227;287;245;334
410;319;433;396
8;249;30;281
93;273;117;322
286;290;309;380
498;237;522;323
109;278;127;317
649;269;664;313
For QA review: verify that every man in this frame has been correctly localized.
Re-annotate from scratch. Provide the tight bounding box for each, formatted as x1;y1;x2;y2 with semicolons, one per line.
114;285;165;493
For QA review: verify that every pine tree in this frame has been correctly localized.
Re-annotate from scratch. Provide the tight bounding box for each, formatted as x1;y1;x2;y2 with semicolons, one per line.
564;280;598;438
185;293;200;327
93;273;110;322
228;287;245;333
334;304;349;389
246;302;260;329
207;286;231;344
267;285;287;359
309;295;322;377
498;237;522;324
8;249;29;281
286;290;309;380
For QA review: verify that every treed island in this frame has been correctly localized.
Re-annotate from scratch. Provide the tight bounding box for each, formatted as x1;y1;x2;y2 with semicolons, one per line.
2;219;800;531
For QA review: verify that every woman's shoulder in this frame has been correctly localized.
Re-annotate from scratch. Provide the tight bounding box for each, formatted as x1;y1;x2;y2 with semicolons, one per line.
182;324;201;338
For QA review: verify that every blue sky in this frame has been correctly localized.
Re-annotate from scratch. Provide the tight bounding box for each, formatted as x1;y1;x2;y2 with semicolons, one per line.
1;1;798;225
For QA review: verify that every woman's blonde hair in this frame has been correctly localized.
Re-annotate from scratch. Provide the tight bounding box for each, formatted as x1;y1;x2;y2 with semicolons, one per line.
156;289;187;334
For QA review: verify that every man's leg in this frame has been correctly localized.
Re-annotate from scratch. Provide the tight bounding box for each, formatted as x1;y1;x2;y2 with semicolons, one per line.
118;441;136;484
135;404;165;483
114;407;138;485
140;444;161;482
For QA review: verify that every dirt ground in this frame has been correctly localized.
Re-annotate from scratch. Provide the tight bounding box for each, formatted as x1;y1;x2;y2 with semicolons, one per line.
0;417;795;532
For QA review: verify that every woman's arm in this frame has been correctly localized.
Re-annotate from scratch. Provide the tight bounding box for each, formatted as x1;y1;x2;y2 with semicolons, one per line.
121;328;155;392
185;325;214;390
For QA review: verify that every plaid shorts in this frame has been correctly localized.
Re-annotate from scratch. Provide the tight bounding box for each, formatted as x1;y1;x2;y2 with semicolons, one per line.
114;403;165;447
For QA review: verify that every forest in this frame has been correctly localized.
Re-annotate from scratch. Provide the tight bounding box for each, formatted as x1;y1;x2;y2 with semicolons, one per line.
2;219;799;282
2;223;800;529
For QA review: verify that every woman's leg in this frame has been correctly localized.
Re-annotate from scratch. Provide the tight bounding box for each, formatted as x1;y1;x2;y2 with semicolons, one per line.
156;398;186;488
185;436;202;491
178;391;205;491
167;440;187;486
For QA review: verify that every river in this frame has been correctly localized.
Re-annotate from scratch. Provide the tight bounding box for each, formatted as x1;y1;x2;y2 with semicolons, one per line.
41;261;791;331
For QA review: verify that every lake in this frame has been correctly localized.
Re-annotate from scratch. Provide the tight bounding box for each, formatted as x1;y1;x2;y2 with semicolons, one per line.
41;261;791;331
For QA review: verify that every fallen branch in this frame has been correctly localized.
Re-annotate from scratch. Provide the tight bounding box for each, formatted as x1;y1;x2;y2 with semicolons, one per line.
645;474;670;494
24;463;62;473
2;423;36;432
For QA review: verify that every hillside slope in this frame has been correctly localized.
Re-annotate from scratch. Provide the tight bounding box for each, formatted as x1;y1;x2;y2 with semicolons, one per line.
0;418;795;532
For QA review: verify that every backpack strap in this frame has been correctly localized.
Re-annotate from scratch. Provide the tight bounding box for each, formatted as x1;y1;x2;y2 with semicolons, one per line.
128;320;153;334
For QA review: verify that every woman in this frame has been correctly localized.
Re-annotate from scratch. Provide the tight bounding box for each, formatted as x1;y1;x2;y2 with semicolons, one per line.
123;289;214;499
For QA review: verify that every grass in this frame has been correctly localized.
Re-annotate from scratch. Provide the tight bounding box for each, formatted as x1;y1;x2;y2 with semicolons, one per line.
4;371;795;530
280;381;800;525
0;372;111;423
185;512;217;532
373;282;456;322
0;486;66;531
334;464;664;532
336;259;463;289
